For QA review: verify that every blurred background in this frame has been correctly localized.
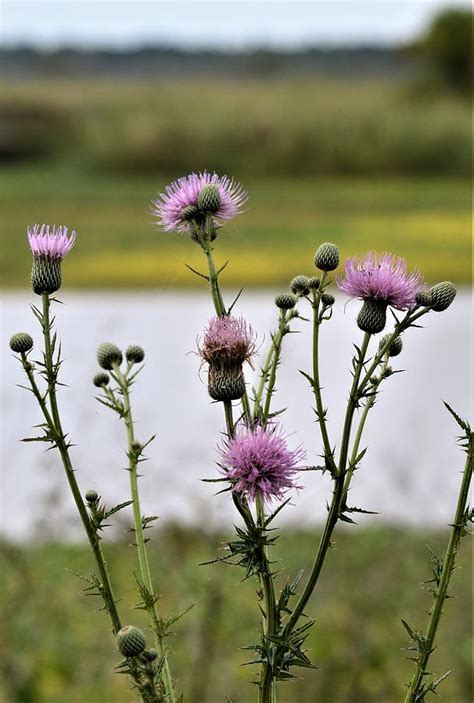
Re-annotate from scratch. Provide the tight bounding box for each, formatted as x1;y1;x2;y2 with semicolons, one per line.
1;2;472;702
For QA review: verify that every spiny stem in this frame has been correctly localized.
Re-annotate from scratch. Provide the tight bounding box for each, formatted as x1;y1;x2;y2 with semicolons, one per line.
40;294;122;634
404;433;473;703
261;309;287;426
284;333;371;636
256;493;277;703
342;352;389;502
311;272;335;474
114;365;176;703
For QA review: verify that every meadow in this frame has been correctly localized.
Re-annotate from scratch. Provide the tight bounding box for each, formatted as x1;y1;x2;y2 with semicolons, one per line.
1;527;471;703
0;77;471;288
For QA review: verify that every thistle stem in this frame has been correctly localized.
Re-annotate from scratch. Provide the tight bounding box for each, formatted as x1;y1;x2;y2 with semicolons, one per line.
284;332;371;636
115;366;176;703
256;493;277;703
342;353;388;502
40;294;122;634
311;273;335;473
404;433;473;703
261;309;287;425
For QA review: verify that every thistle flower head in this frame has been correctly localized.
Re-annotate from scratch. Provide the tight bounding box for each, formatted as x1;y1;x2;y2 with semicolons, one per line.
337;252;423;311
218;425;304;503
152;172;247;232
199;315;256;368
27;225;76;260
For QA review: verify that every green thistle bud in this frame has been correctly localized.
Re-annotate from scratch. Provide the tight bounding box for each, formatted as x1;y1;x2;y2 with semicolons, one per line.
307;277;320;290
290;275;311;296
126;345;145;364
93;372;110;388
415;290;432;307
142;648;158;662
275;293;297;310
131;440;142;454
357;300;387;334
9;332;34;354
85;489;99;504
429;281;457;312
181;205;200;221
208;366;246;402
117;626;147;658
315;242;339;272
97;343;122;370
321;293;335;306
379;334;403;357
31;256;62;295
198;185;221;213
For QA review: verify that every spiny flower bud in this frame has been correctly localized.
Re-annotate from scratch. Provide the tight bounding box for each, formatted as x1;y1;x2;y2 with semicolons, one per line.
126;345;145;364
290;275;311;296
429;281;457;312
379;334;403;357
181;205;200;221
208;366;246;402
31;257;62;295
117;626;147;658
141;648;158;662
93;372;110;388
198;184;222;213
275;293;297;310
9;332;34;354
131;440;142;454
97;343;122;370
315;242;340;272
307;277;320;290
321;293;335;306
415;290;432;307
357;300;387;334
85;489;99;504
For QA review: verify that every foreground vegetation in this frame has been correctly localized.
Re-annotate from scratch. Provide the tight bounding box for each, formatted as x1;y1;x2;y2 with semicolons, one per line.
1;527;470;702
1;166;471;287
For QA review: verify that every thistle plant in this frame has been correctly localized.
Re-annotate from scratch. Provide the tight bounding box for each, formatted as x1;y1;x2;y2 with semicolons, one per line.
10;225;175;703
402;405;472;703
154;173;460;702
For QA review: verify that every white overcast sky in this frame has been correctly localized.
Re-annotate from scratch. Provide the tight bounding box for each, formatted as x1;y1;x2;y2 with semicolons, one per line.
1;1;471;49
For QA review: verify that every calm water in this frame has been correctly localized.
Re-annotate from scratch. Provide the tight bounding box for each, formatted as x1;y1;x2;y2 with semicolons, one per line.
1;290;471;541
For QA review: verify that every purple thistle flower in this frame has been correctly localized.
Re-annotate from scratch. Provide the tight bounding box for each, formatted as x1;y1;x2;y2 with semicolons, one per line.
219;425;304;503
27;224;76;260
337;252;423;311
200;315;256;368
152;172;247;232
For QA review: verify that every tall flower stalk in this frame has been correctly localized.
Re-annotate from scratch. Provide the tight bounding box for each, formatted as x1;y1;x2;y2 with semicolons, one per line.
153;174;460;702
11;226;165;703
94;344;178;703
402;406;473;703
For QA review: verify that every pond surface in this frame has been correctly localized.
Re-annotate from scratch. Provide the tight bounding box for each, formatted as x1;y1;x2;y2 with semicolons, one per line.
1;289;470;540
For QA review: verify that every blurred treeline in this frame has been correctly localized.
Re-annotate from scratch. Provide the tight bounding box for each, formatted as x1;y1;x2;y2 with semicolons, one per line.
1;527;471;703
0;9;471;178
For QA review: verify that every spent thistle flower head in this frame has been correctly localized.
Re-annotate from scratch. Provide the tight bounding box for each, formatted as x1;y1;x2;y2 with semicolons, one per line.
199;315;256;369
27;225;76;295
152;172;247;233
218;425;304;503
337;252;423;334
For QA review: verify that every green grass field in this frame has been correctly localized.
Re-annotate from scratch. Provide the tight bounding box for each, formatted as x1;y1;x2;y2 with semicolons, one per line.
1;166;471;288
1;527;471;702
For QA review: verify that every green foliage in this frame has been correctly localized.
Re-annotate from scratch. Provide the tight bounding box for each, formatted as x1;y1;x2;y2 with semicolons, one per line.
0;527;471;703
421;9;473;94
